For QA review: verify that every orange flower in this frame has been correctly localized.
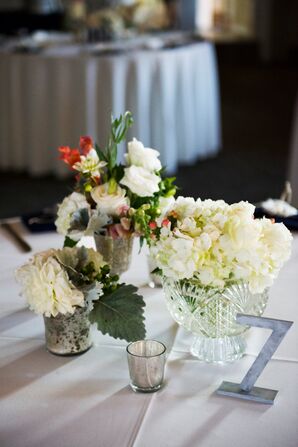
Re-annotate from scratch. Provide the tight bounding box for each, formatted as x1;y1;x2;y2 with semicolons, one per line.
80;136;93;155
59;146;81;168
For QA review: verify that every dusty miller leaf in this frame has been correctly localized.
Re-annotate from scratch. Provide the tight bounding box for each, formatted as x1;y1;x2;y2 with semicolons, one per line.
89;284;146;342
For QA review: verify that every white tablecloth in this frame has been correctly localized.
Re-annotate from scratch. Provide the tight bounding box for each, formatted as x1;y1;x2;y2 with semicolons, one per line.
0;226;297;447
0;42;221;175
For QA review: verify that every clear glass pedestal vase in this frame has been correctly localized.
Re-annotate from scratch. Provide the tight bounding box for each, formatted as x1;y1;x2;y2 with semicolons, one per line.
43;306;92;356
162;279;269;363
94;234;133;276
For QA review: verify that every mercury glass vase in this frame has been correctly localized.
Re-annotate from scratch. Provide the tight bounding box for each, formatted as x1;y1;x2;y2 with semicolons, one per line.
43;306;92;356
162;278;269;363
94;234;133;276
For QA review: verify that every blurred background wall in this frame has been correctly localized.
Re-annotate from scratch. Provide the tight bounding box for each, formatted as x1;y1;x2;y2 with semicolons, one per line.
0;0;298;216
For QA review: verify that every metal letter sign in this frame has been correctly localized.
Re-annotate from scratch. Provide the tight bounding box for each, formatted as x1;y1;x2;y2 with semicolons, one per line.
216;313;293;404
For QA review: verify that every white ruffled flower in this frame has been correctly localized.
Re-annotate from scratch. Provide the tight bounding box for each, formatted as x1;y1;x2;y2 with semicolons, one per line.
152;236;196;280
55;192;90;236
15;252;84;317
125;138;162;172
91;183;129;216
120;165;160;197
73;148;106;177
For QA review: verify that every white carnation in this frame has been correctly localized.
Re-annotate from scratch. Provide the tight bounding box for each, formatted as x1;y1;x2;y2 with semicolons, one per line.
55;192;90;236
120;165;160;197
125;138;162;172
16;252;84;317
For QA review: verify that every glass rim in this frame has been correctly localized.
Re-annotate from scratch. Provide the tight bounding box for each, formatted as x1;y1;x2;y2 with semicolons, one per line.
126;339;166;358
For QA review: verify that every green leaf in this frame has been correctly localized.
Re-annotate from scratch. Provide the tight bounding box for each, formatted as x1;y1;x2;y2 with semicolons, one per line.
63;236;78;248
95;143;107;162
109;143;118;170
89;284;146;342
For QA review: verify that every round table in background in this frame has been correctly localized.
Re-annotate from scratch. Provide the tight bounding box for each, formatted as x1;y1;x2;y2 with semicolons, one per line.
0;40;221;175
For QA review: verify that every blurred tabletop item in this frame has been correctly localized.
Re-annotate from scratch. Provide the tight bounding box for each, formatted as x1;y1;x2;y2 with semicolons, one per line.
0;229;297;447
254;182;298;231
0;35;221;175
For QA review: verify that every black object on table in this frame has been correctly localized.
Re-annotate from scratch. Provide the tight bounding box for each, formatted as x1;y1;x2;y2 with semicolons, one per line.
254;207;298;231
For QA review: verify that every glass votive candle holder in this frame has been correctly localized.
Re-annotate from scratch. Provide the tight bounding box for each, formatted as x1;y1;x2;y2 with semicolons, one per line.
126;340;166;393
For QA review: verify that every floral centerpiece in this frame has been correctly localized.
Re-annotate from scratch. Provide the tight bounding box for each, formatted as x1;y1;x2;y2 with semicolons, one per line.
56;112;176;274
149;197;292;362
16;246;146;355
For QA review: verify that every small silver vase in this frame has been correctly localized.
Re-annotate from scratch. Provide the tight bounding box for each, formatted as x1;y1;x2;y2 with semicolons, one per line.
94;234;133;276
43;306;92;356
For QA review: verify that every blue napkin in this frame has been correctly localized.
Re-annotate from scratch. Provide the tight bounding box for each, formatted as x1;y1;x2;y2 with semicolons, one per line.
21;211;56;233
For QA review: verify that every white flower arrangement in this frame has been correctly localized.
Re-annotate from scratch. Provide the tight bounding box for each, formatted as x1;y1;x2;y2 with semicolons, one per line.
56;112;176;246
149;197;293;293
16;246;146;341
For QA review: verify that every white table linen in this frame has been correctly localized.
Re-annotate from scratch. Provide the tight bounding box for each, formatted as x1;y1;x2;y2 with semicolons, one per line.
0;226;297;447
0;42;221;175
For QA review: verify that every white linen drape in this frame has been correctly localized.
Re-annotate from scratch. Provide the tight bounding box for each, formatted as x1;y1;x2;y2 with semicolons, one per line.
0;41;221;175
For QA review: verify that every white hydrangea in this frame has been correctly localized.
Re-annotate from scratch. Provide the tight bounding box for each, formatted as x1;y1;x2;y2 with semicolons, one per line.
150;197;293;293
15;251;84;317
55;192;90;236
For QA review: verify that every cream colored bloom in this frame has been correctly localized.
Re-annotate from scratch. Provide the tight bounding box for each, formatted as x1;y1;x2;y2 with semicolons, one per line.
150;197;292;293
120;165;160;197
73;148;106;177
91;183;129;216
125;138;162;172
15;252;84;317
55;192;90;236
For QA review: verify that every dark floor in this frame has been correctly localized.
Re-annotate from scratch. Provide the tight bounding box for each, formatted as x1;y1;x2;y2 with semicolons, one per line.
1;42;298;218
176;43;298;202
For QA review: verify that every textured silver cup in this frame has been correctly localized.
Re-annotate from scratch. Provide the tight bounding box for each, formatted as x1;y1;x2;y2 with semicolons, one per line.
126;340;166;392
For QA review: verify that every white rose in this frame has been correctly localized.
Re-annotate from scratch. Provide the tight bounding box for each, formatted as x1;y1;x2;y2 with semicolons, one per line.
125;138;162;172
55;192;90;236
91;183;129;216
73;148;106;177
120;165;160;197
16;254;84;317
